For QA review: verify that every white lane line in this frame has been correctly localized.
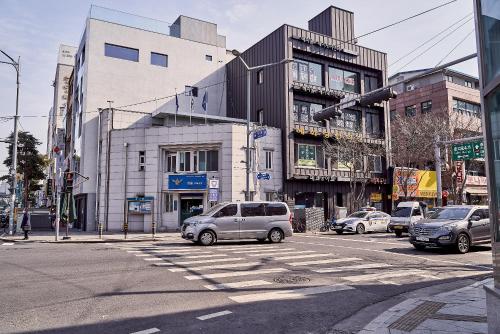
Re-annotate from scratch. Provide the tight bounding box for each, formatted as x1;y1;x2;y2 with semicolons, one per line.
1;243;14;246
177;254;228;259
166;257;244;265
249;250;316;257
135;254;153;257
196;310;232;321
313;263;392;273
297;234;404;246
204;280;272;291
343;270;431;282
287;258;361;266
231;248;295;254
153;263;175;267
289;240;493;271
129;328;160;334
185;268;288;280
143;258;163;261
229;284;354;303
169;261;261;272
273;253;332;260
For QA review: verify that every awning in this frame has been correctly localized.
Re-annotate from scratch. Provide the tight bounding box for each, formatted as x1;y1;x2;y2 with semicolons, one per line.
465;187;489;196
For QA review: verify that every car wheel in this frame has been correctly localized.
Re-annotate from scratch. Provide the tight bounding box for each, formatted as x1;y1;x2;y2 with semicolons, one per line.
198;230;216;246
269;228;284;243
386;226;393;233
356;223;365;234
257;238;267;243
335;230;343;235
456;233;470;254
413;244;426;251
394;230;403;237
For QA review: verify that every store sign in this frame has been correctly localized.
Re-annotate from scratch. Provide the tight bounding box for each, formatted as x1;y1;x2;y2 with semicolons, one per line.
370;193;382;202
455;161;464;183
168;174;207;190
208;188;218;202
393;168;437;198
452;141;484;160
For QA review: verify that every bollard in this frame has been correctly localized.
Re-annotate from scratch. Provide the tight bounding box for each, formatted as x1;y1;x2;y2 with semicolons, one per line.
152;221;156;240
124;222;128;239
98;223;103;239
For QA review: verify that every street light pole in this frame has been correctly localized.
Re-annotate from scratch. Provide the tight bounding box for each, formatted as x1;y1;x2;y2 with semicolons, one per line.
0;50;20;235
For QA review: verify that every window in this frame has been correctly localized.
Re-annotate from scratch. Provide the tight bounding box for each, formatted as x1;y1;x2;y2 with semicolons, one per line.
366;111;381;136
139;151;145;171
364;74;379;93
166;153;176;172
241;203;266;217
465;80;472;88
215;204;237;217
446;75;453;82
205;55;213;61
452;98;481;117
151;52;168;67
293;101;324;124
369;155;382;173
178;151;191;172
265;203;287;216
104;43;139;62
421;100;432;113
296;144;317;167
265;150;273;170
164;193;174;212
292;59;323;86
257;70;263;84
405;105;417;117
198;150;218;172
329;67;360;93
333;109;361;131
257;109;264;124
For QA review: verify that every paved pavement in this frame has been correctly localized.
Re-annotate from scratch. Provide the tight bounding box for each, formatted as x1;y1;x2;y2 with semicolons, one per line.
0;232;493;334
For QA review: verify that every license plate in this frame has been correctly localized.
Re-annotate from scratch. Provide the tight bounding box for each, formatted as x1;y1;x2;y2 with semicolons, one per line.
393;226;403;229
416;236;429;242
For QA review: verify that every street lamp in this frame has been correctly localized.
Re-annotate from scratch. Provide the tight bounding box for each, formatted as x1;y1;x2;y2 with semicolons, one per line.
0;49;20;235
231;49;293;201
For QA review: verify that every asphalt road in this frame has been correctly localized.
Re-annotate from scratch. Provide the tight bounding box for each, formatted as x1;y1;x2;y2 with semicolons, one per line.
0;232;492;334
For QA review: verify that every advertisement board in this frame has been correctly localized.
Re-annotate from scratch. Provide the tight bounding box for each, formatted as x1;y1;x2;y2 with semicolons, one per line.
393;168;437;199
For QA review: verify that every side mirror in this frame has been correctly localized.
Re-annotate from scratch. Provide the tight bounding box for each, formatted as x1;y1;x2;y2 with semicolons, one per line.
469;215;481;222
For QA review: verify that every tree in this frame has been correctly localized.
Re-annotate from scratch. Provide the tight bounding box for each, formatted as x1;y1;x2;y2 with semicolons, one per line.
0;131;46;207
323;133;385;213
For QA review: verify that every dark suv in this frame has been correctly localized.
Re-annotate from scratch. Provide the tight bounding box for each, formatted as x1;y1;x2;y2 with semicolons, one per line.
409;205;490;253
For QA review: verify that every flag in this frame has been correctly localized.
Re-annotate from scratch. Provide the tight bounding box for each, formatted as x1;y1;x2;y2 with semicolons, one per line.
202;90;208;111
175;93;179;113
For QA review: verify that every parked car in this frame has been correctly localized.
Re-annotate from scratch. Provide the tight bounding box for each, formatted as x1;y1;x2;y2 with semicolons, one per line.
388;201;426;237
181;201;293;246
331;210;391;234
409;205;490;253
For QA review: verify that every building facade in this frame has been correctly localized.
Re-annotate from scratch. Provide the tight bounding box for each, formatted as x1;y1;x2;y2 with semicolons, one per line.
389;68;486;205
69;6;233;230
227;6;391;218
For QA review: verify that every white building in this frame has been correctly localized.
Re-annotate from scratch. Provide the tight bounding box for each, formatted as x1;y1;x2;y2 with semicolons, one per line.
70;6;233;230
98;110;282;231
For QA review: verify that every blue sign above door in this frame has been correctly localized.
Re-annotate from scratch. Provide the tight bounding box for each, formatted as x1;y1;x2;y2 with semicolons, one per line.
168;174;207;190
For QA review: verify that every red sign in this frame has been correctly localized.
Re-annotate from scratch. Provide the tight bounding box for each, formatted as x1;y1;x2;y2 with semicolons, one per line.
53;146;60;154
455;161;464;184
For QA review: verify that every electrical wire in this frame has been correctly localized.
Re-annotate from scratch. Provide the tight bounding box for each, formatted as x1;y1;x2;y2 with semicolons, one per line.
389;12;473;67
435;29;475;67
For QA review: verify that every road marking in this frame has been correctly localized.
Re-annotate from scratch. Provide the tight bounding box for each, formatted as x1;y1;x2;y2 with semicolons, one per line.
273;253;332;260
135;254;153;257
229;284;354;303
289;240;493;271
313;263;392;273
143;258;163;261
184;268;288;280
213;246;280;251
1;242;14;246
204;280;272;291
343;270;432;282
196;310;232;320
298;234;404;246
152;250;213;255
129;328;160;334
231;248;295;254
249;250;317;257
167;257;244;265
169;261;261;272
287;258;361;266
153;263;175;267
178;254;228;259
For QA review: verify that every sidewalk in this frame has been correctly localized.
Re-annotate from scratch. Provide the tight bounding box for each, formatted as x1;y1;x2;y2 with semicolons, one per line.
358;278;493;334
0;230;180;243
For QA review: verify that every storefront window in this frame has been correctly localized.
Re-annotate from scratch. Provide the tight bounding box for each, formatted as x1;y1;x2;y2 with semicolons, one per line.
292;59;323;86
333;109;361;131
297;144;317;167
293;100;324;125
329;67;360;93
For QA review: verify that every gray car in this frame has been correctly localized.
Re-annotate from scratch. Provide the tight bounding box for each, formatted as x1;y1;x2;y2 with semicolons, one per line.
409;205;490;253
181;201;293;246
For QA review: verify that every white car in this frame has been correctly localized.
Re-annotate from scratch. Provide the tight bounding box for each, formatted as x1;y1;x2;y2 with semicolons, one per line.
331;211;391;234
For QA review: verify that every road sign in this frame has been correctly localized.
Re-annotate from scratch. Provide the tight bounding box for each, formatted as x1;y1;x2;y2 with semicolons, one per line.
452;141;484;160
209;179;219;189
208;188;218;202
257;172;271;180
253;128;267;140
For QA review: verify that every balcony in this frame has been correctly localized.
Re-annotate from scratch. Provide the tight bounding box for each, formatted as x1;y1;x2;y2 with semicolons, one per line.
292;81;345;100
293;166;386;183
292;123;385;145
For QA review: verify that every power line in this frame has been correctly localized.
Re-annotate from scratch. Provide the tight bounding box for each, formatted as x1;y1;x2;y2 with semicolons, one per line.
389;12;473;67
435;29;475;67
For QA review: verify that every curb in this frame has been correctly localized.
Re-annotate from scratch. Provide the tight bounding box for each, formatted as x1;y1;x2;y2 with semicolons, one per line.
1;237;168;244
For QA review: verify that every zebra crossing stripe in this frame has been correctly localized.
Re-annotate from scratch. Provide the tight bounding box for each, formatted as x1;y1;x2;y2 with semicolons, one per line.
184;268;288;280
313;263;392;273
287;258;361;266
203;280;273;291
273;253;332;260
343;269;430;282
249;250;316;257
143;258;163;261
169;261;261;272
167;257;244;265
152;250;213;255
177;254;228;259
231;248;295;254
229;284;354;303
212;246;281;251
196;310;232;320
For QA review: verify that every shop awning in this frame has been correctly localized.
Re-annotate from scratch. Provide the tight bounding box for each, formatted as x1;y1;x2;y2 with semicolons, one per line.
465;187;489;196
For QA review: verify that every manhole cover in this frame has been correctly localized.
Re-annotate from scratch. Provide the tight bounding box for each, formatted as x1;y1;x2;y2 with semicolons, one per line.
273;275;311;284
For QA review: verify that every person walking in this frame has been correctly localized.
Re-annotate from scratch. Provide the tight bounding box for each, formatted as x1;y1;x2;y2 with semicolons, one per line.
21;209;31;240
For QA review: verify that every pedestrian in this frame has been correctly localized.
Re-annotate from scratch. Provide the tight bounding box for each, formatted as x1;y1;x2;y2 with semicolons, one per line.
21;209;31;240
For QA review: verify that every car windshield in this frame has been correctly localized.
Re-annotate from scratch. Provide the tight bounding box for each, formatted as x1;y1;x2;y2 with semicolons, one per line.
348;211;369;218
428;207;471;220
199;203;226;216
392;207;412;217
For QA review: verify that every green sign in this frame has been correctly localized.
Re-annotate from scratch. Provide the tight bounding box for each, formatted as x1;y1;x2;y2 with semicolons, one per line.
452;141;485;161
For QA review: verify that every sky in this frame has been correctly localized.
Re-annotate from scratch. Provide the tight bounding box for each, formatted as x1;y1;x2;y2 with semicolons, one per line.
0;0;477;174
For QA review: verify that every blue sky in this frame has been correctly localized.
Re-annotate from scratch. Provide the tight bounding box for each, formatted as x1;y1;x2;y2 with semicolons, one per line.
0;0;476;173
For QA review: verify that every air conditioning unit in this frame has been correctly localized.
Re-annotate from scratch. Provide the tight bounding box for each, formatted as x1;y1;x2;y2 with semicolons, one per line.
406;85;415;91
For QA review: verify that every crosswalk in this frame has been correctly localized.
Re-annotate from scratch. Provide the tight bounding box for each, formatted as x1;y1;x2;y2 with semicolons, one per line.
112;241;491;305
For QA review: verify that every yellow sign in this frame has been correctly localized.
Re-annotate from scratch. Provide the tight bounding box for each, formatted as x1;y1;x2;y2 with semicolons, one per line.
370;193;383;202
393;168;437;198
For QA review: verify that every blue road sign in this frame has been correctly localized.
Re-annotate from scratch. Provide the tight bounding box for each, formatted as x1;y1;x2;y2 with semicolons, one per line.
257;172;271;180
253;128;267;139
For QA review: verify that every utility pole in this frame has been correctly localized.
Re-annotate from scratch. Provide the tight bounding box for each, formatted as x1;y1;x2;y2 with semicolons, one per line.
0;50;20;235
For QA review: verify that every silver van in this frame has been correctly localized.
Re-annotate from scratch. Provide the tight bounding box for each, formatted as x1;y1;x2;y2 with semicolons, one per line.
181;201;293;246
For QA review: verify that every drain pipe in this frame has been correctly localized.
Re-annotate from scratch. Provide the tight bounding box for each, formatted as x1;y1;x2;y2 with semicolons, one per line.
95;109;102;237
123;142;128;235
104;108;114;231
